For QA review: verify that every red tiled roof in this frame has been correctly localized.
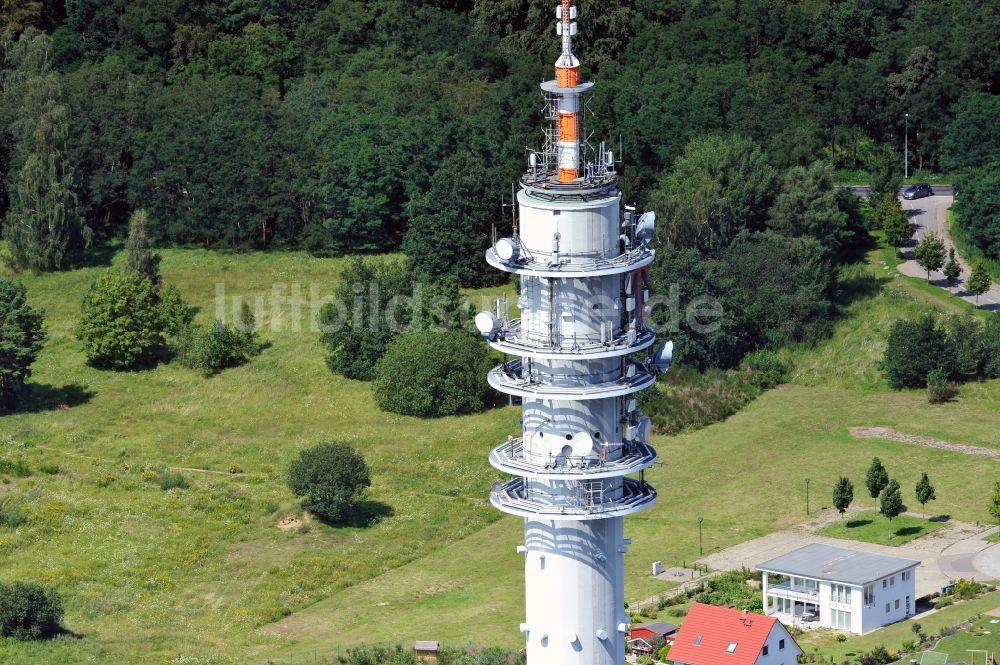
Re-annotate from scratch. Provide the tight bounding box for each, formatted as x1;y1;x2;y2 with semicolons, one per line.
668;604;776;665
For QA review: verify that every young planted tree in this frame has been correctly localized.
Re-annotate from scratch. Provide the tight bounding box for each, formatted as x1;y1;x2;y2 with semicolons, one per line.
943;247;962;285
123;209;161;286
0;278;47;412
866;457;889;508
833;477;854;518
880;478;903;533
967;261;993;307
914;233;946;282
989;481;1000;533
914;472;936;517
880;199;912;249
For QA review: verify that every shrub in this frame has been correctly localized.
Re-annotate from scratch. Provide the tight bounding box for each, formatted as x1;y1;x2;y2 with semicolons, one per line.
76;272;166;370
882;313;956;389
0;277;47;412
287;441;371;524
927;368;957;403
934;598;953;609
318;258;467;381
984;316;1000;379
0;458;31;477
158;284;194;337
0;581;64;639
176;306;260;376
658;645;671;662
373;330;495;418
836;634;847;642
741;349;788;388
37;463;60;475
0;498;27;528
157;472;189;490
639;365;762;434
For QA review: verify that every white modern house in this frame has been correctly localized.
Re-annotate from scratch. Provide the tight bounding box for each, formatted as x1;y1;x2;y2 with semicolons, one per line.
756;543;919;634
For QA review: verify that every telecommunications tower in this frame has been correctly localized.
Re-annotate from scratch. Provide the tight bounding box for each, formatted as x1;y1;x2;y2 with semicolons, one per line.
475;3;671;665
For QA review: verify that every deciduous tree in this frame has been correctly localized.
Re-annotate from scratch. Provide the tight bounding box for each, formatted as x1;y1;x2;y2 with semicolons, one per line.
914;232;945;282
287;441;371;525
865;457;889;507
833;476;854;518
880;478;903;530
943;247;961;284
990;481;1000;532
915;472;936;517
967;261;992;308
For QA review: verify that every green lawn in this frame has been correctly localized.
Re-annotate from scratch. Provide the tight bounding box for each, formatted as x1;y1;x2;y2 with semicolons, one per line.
817;511;946;546
933;612;1000;662
1;245;999;663
799;591;1000;662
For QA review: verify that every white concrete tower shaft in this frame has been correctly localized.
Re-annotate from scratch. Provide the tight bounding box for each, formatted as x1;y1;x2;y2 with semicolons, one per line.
479;7;668;665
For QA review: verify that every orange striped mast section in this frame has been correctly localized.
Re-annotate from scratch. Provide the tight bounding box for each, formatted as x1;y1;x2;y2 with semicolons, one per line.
554;0;580;182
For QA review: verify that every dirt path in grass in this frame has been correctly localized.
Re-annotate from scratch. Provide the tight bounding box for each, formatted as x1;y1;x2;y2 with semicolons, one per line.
31;444;263;476
848;427;1000;460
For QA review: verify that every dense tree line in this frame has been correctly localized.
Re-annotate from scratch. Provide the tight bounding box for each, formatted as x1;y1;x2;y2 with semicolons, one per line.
1;0;997;279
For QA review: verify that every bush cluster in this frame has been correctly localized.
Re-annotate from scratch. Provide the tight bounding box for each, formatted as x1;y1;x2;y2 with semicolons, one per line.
0;581;64;640
176;304;261;377
882;313;1000;392
76;271;185;370
639;364;779;435
883;312;1000;391
372;330;495;418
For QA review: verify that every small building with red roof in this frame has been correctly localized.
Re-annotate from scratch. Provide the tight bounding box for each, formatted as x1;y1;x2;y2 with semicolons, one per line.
668;603;801;665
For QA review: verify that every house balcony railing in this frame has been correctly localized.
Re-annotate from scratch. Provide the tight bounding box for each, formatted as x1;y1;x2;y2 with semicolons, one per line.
488;319;656;360
490;476;656;521
489;437;656;479
767;581;820;603
487;360;655;400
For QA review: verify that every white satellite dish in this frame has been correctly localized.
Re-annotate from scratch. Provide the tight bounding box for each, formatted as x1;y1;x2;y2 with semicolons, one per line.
495;237;520;262
569;432;594;457
652;341;673;373
636;211;655;244
475;311;501;337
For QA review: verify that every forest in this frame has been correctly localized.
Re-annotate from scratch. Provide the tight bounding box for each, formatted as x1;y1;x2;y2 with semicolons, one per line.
0;0;998;365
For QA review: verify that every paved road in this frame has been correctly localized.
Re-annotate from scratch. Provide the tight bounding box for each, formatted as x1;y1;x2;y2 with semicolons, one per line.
897;194;1000;311
842;185;955;199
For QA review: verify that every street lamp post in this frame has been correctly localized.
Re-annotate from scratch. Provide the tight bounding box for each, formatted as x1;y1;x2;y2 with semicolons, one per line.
805;477;812;516
698;516;704;557
904;113;909;179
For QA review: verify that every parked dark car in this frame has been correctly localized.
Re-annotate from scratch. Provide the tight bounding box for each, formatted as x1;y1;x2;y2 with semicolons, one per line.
903;183;933;199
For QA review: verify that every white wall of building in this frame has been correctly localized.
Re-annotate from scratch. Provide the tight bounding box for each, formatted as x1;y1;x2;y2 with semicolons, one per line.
860;567;917;634
756;623;802;665
761;566;918;635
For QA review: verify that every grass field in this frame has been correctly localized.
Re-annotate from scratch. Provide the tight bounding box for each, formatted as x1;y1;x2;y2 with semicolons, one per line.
817;511;946;546
1;244;999;663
